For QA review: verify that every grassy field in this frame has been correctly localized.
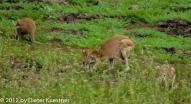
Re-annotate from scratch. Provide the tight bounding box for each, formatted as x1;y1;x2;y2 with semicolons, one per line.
0;0;191;104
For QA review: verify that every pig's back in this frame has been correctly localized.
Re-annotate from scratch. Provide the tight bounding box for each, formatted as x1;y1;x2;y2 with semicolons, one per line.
100;35;130;58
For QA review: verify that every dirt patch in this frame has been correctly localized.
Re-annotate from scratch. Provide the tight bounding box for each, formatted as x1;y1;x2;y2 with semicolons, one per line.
49;38;63;46
56;13;129;23
8;5;23;11
29;0;100;5
50;27;64;33
129;32;152;38
182;50;191;57
169;6;191;12
156;19;191;37
10;58;42;73
49;27;89;36
29;0;67;5
125;19;191;37
125;20;150;30
128;5;141;10
103;15;125;19
1;0;19;3
49;38;72;52
50;38;63;44
0;5;23;11
70;28;89;36
66;0;99;5
162;47;176;54
56;13;98;23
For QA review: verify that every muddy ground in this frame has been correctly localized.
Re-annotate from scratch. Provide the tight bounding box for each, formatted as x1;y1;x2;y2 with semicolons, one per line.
126;19;191;37
157;19;191;37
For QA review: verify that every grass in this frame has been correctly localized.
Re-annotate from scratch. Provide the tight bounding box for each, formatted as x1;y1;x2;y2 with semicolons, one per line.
0;0;191;104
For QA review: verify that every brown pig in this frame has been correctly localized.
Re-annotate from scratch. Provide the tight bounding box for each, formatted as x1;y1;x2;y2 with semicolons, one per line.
15;18;36;42
82;35;134;71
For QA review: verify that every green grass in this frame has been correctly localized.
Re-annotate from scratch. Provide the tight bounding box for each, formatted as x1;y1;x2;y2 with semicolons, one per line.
0;0;191;104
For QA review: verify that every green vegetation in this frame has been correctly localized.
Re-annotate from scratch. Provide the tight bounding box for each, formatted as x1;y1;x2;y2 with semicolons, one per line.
0;0;191;104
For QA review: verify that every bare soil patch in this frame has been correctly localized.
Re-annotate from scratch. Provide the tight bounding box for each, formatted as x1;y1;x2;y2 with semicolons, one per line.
29;0;67;5
169;6;191;12
125;20;150;30
66;0;99;5
50;27;89;37
69;28;89;36
156;19;191;37
49;38;66;48
56;13;128;23
50;27;64;33
10;58;42;73
0;5;23;11
182;50;191;57
1;0;19;3
56;13;98;23
49;38;73;52
162;47;176;54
